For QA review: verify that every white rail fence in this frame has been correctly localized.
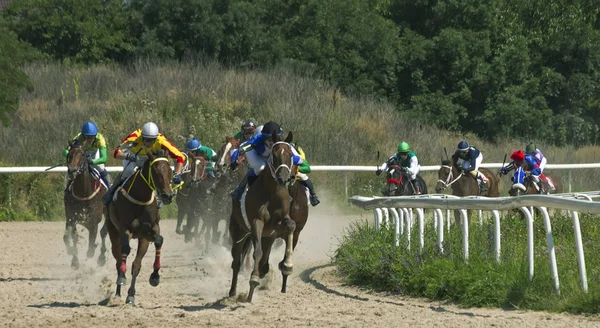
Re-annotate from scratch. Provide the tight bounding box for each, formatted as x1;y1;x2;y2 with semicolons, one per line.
349;193;600;295
2;163;600;197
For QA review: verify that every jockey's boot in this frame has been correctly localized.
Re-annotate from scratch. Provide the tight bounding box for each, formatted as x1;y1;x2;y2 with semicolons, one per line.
410;179;422;195
100;170;112;189
231;173;249;201
102;173;123;205
476;172;488;193
299;179;320;206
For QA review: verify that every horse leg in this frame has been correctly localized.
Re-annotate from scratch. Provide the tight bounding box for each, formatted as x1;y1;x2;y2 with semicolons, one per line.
105;217;123;297
149;231;163;288
247;219;264;303
126;238;150;305
279;218;297;293
258;237;276;278
86;221;98;259
97;221;108;266
116;229;131;295
69;219;80;270
176;205;185;235
228;217;248;297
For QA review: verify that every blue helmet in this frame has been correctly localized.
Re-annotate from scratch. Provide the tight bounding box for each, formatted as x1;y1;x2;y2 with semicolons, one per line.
186;138;201;151
81;122;98;136
457;141;469;151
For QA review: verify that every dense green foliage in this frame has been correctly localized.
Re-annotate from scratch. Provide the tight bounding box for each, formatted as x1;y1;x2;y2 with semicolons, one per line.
3;0;600;145
335;214;600;313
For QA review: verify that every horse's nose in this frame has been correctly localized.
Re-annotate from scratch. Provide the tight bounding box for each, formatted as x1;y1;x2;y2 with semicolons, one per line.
161;193;173;205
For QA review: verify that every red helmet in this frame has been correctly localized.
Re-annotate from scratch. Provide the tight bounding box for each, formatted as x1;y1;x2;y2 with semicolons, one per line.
510;150;525;162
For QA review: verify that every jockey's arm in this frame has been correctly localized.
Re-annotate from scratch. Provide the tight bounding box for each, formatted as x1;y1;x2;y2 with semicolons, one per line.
540;156;547;172
406;156;418;175
290;146;310;174
160;140;185;175
379;155;396;171
92;146;108;165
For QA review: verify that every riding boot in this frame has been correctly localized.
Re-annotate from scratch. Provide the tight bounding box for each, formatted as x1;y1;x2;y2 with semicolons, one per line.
100;169;112;188
102;173;123;205
410;179;421;195
231;173;249;201
299;179;320;206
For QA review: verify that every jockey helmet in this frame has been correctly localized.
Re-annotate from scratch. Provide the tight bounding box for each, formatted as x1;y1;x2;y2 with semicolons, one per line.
81;121;98;136
397;142;411;153
186;138;201;151
142;122;159;139
254;125;263;136
457;141;469;151
261;121;283;137
510;150;525;162
525;143;536;154
241;120;256;133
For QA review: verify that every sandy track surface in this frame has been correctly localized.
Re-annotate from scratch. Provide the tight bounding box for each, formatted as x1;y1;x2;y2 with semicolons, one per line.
1;204;599;328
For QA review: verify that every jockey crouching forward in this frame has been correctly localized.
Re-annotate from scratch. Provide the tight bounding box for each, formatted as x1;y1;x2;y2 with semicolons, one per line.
453;141;488;192
63;121;111;191
525;143;555;191
290;141;320;206
376;141;423;194
230;121;303;201
186;137;219;193
101;122;185;205
232;119;257;144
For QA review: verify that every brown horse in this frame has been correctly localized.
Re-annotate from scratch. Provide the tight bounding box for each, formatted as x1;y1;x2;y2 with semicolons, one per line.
382;164;428;196
228;132;309;302
508;165;563;196
435;155;500;224
175;153;208;243
64;142;108;269
103;151;173;305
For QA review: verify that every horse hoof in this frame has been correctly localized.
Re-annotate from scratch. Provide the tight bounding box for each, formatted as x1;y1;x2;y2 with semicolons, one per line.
250;275;261;287
126;296;135;305
71;257;80;270
149;272;160;287
87;249;96;259
97;254;106;267
117;276;126;286
175;227;183;235
278;262;293;276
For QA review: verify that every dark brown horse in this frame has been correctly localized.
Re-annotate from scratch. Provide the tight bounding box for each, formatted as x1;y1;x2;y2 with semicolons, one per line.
382;164;428;196
508;165;563;196
435;156;500;224
64;142;108;269
103;151;173;305
228;132;309;302
175;153;207;243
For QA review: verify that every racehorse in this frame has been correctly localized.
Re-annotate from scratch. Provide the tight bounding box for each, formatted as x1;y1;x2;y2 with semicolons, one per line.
103;151;173;305
175;153;207;243
382;164;428;196
508;165;563;196
64;141;108;269
228;132;309;302
435;155;500;225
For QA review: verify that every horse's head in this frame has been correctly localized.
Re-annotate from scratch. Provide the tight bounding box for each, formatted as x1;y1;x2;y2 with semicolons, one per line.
214;136;240;178
268;131;295;188
435;159;453;193
384;165;409;196
67;141;87;179
145;151;174;205
188;152;207;186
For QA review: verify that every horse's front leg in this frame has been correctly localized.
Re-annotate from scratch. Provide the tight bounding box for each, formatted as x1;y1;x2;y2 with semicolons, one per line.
247;218;264;303
97;221;108;266
279;216;297;293
149;228;163;288
65;215;80;270
86;221;99;259
117;229;131;291
175;202;185;235
258;237;276;278
126;238;150;305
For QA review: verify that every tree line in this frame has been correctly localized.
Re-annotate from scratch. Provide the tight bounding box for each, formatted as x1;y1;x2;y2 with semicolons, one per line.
2;0;600;146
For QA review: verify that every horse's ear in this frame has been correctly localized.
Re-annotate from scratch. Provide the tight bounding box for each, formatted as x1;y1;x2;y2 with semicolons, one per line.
285;131;294;143
225;136;231;142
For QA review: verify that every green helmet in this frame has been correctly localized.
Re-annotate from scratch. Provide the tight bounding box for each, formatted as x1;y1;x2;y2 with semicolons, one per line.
525;143;536;154
397;141;411;153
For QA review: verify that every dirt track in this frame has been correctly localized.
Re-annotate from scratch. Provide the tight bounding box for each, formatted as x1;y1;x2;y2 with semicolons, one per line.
1;203;599;328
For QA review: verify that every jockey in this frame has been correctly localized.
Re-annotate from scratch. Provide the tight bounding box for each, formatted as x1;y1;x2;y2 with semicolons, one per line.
376;141;423;194
290;141;320;206
185;137;218;192
230;121;303;201
500;149;547;192
63;121;111;190
525;143;555;191
232;120;257;143
453;140;488;192
101;122;185;205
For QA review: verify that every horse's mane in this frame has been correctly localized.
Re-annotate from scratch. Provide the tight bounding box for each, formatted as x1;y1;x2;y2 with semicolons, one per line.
441;159;451;166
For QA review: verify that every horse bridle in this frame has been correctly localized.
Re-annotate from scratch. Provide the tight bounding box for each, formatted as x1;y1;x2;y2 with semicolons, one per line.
267;141;295;185
437;164;464;190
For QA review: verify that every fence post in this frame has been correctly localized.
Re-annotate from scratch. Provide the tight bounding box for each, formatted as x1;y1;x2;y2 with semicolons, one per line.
344;171;348;199
568;170;572;193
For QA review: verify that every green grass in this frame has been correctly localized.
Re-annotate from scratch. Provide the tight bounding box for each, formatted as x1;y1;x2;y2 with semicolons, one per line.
334;212;600;313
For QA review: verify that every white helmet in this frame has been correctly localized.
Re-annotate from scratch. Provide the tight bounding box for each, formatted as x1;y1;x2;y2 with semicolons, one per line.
254;125;263;136
141;122;159;138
